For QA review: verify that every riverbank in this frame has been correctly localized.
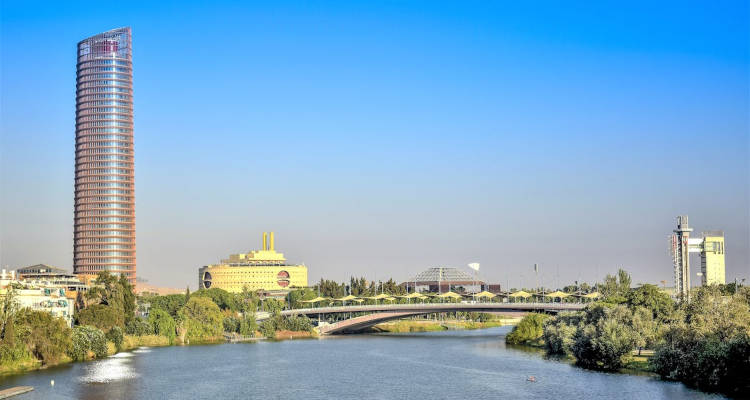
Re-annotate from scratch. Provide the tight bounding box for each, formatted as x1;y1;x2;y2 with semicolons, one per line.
0;334;177;377
369;317;519;333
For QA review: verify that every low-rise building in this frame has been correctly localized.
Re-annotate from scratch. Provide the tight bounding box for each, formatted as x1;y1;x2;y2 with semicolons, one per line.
0;269;76;327
16;264;89;298
198;232;308;293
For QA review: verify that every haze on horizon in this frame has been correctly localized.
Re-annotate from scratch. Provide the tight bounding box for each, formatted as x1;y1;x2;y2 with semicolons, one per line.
1;1;748;290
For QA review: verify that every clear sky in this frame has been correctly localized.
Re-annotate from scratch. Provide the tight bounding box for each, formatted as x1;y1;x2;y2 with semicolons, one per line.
1;1;748;289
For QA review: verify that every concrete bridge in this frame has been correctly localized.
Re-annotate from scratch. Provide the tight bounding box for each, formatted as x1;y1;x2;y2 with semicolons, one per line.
272;302;585;334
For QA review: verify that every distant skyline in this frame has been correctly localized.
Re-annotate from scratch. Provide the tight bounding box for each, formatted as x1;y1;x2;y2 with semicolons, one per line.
1;1;748;289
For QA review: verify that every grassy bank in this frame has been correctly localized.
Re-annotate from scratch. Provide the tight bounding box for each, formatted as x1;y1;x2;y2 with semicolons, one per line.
370;318;517;333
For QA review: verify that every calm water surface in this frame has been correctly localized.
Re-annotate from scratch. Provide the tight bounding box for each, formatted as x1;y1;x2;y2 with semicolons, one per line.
0;327;724;399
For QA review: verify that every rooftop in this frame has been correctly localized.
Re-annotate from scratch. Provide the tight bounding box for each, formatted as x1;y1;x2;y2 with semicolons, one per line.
409;267;483;283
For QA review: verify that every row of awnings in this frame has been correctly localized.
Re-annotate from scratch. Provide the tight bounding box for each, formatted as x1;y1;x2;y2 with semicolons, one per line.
300;291;601;303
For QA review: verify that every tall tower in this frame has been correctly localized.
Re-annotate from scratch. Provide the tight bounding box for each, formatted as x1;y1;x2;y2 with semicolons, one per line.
73;28;136;284
671;215;692;299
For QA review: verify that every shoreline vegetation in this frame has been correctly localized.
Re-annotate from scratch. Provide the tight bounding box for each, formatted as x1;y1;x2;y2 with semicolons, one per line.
504;269;750;398
370;316;519;333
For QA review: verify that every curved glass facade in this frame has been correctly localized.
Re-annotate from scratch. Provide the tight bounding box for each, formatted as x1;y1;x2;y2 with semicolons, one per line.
74;28;135;284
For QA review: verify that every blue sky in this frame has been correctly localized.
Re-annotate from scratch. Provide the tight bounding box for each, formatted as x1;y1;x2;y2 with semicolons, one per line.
1;1;748;289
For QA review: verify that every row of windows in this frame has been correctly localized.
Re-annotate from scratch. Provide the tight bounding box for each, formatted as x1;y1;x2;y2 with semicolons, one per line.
77;93;131;102
76;176;132;184
75;258;134;264
77;195;131;202
77;143;131;151
78;73;130;80
75;239;133;245
77;148;132;156
76;168;131;175
78;66;131;74
75;182;132;190
77;155;132;162
77;101;131;109
78;59;130;67
76;202;132;209
76;157;133;168
77;107;131;114
77;87;131;95
76;224;132;230
76;141;131;149
77;144;132;153
76;129;132;136
76;251;133;257
75;230;132;236
75;216;133;223
76;108;131;117
77;122;132;130
76;244;133;250
77;80;130;90
75;209;133;216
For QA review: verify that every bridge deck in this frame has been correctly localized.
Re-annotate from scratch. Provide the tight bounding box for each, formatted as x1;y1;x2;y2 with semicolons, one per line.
281;302;584;317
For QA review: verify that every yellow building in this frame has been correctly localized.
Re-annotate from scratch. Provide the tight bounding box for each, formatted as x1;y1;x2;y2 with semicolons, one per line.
198;232;308;293
700;231;725;286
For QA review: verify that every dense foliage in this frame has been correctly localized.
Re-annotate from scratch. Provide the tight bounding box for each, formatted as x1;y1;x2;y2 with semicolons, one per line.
259;313;313;339
651;286;750;397
505;313;550;345
68;325;108;361
178;297;224;341
148;309;177;343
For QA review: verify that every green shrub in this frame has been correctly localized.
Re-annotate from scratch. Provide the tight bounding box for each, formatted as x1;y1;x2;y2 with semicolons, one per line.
14;309;71;365
259;320;276;339
125;318;152;336
106;326;124;352
506;313;550;345
543;312;582;355
178;296;223;340
68;325;107;361
148;309;177;344
76;304;123;332
571;305;636;370
239;314;257;336
223;316;239;333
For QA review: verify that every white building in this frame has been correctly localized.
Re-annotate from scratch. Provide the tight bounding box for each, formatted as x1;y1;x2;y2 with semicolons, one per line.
0;269;76;327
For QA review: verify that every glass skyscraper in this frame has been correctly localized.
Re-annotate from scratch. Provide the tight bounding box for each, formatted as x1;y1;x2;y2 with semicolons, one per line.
74;28;135;284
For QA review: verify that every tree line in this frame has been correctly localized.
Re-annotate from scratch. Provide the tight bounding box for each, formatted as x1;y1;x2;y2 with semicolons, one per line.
505;269;750;397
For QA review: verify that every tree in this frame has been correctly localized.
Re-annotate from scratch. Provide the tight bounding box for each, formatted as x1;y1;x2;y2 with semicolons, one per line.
627;284;674;321
178;296;223;340
79;271;135;329
630;307;656;355
15;309;72;365
506;313;550;345
192;288;238;311
543;312;582;355
239;314;257;336
125;318;152;336
148;309;176;343
145;294;187;318
571;304;636;370
76;304;123;332
286;288;317;309
68;325;107;361
106;326;124;352
651;286;750;397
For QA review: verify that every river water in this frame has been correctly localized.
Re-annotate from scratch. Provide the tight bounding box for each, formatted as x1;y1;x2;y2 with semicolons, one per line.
0;326;724;399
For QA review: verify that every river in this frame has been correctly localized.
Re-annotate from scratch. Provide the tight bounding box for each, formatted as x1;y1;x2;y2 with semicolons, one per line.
0;326;724;399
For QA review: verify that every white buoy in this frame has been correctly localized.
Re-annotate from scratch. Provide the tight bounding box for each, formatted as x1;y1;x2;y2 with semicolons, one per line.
51;380;55;386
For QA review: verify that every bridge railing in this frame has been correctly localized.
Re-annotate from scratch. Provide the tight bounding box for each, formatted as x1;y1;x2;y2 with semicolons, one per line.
283;302;586;316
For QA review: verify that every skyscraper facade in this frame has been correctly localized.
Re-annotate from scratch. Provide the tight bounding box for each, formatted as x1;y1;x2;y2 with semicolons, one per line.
74;28;136;284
